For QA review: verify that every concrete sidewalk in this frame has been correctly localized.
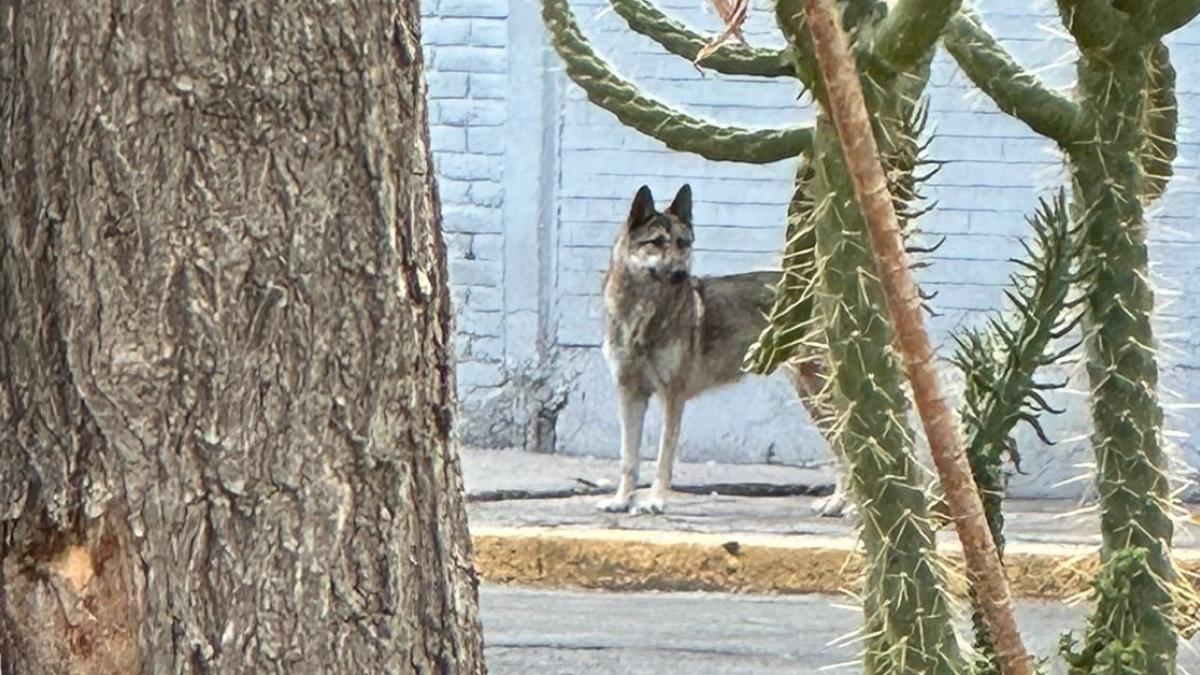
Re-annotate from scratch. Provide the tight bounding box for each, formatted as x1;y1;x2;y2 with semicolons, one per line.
461;448;1200;598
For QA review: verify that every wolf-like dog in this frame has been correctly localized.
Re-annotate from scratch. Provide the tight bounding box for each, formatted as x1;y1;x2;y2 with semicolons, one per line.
598;184;845;514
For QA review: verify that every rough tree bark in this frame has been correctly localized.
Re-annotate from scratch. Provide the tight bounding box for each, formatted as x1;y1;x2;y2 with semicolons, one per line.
800;0;1032;673
0;2;486;674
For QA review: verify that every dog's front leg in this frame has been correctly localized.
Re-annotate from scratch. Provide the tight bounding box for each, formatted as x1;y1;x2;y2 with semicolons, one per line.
597;390;648;512
634;393;684;514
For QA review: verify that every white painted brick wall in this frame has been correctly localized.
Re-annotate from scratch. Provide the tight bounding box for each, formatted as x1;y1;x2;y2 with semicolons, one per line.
422;3;509;423
423;0;1200;494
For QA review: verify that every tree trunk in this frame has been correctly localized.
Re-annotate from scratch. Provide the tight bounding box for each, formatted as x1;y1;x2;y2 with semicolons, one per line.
0;2;486;674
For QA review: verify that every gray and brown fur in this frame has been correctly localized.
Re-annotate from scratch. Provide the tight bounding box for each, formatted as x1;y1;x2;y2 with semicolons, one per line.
599;185;845;514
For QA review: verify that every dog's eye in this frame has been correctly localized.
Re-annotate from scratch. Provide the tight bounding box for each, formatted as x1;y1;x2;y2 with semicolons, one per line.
646;237;668;248
677;239;692;249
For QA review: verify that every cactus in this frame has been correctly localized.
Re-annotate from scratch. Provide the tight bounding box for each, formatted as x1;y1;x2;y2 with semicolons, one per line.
541;0;813;162
807;116;966;674
541;0;1200;669
951;192;1083;671
787;0;980;667
944;5;1199;671
609;0;799;77
540;0;1027;669
953;193;1082;556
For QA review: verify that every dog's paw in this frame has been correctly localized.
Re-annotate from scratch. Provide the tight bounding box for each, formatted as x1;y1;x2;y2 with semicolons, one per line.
631;495;666;515
813;492;852;518
596;495;633;513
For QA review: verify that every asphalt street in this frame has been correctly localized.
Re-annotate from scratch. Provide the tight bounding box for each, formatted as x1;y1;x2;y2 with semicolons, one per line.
480;584;1200;674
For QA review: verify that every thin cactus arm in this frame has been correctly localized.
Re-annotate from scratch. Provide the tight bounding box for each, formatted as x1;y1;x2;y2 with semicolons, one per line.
943;10;1083;144
543;0;813;162
608;0;802;79
870;0;963;71
970;196;1077;433
1142;41;1178;203
954;191;1079;537
948;197;1083;675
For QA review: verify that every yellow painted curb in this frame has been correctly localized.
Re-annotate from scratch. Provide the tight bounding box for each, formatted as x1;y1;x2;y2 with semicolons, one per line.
472;526;1200;599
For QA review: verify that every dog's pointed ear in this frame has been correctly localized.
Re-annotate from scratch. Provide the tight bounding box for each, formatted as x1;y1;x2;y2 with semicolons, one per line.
666;184;692;225
627;185;656;230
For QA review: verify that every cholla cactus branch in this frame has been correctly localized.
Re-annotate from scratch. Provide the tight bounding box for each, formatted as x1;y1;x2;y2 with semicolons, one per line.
608;0;801;78
870;0;962;72
542;0;813;162
811;118;967;675
943;10;1083;144
1140;41;1177;203
761;0;973;668
957;192;1079;486
1062;42;1182;671
803;0;1032;671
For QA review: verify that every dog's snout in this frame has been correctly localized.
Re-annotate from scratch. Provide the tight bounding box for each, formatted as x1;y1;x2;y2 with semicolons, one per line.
669;270;689;284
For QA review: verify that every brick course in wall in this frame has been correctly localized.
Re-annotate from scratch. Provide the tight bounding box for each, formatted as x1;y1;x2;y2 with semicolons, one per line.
422;1;1200;496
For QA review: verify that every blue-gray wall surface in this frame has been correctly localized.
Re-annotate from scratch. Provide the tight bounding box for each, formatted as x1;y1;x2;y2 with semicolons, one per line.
421;0;1200;498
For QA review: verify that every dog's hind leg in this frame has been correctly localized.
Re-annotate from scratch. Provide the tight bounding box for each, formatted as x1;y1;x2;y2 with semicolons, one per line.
633;393;684;515
785;359;854;518
597;389;648;513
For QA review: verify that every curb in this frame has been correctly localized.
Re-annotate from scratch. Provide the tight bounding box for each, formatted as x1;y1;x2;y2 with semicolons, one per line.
472;526;1200;599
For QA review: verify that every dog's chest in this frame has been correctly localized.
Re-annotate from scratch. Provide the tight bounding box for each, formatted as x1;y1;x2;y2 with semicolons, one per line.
603;305;693;389
604;330;688;389
602;273;704;387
